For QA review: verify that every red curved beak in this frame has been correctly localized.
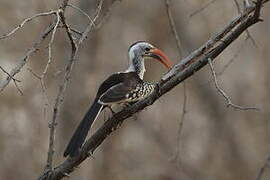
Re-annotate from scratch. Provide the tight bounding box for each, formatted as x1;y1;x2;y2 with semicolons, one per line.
148;48;173;69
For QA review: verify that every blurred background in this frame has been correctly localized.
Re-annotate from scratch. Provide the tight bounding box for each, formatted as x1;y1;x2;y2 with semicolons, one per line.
0;0;270;179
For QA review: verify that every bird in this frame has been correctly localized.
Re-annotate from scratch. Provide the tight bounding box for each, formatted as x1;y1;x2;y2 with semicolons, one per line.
63;41;172;157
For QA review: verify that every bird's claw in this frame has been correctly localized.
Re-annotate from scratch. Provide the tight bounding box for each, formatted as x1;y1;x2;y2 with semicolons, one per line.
155;82;162;96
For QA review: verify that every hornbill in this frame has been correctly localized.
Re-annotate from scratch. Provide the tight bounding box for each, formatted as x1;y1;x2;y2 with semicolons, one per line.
64;41;172;157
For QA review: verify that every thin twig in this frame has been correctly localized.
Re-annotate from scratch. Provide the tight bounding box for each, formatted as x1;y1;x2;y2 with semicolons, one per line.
39;0;106;179
0;65;23;95
189;0;219;18
256;155;270;180
79;0;104;44
0;11;57;39
163;0;267;81
200;38;247;87
44;10;61;172
43;6;78;173
0;23;55;93
0;65;20;82
39;0;266;179
171;82;187;162
27;67;42;80
13;80;24;95
164;0;187;163
208;58;259;110
69;27;83;36
218;39;246;75
164;0;184;58
27;66;51;154
67;3;96;27
42;11;61;79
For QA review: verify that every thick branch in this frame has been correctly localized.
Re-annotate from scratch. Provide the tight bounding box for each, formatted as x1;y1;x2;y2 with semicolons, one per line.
46;0;267;179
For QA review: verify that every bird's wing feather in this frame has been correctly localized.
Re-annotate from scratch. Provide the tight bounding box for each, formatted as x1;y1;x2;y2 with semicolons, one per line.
99;82;134;104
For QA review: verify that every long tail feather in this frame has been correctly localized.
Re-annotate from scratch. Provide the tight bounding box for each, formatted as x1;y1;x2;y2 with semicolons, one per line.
64;99;103;157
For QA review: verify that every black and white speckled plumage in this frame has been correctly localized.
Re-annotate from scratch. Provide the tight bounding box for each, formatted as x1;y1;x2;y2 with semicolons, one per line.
126;82;155;101
64;42;160;157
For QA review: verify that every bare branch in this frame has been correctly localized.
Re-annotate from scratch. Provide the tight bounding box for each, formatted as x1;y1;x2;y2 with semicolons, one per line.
171;82;187;163
84;0;265;159
164;0;184;58
233;0;258;46
41;11;61;79
208;58;258;110
44;10;61;172
13;80;24;95
0;11;57;39
164;0;187;163
69;27;83;36
218;39;246;75
200;38;247;87
79;0;104;45
38;0;118;179
256;155;270;180
189;0;219;18
67;3;96;27
162;0;267;81
41;1;268;179
27;67;42;80
0;65;20;82
0;23;55;93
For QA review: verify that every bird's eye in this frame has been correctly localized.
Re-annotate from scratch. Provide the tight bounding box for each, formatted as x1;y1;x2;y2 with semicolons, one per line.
145;47;150;51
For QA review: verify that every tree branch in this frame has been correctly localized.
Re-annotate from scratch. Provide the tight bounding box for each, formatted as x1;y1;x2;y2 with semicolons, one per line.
0;10;57;40
189;0;219;18
233;0;258;46
43;0;268;179
38;0;119;179
164;0;187;163
208;58;258;110
0;23;55;93
256;155;270;180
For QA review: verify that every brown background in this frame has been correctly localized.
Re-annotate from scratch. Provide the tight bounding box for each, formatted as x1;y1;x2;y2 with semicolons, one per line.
0;0;270;179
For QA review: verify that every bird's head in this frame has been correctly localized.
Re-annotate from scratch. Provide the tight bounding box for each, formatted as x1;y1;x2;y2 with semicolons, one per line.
128;41;173;70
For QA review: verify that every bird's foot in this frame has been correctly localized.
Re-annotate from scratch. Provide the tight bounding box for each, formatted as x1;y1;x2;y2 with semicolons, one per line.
107;106;116;115
155;82;162;96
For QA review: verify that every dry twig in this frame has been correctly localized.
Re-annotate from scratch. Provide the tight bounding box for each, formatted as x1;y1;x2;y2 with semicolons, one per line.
0;23;55;93
42;11;61;79
44;10;62;172
233;0;257;46
256;155;270;180
76;0;266;169
0;11;57;40
164;0;187;163
165;0;184;57
189;0;219;18
38;0;118;179
208;58;258;110
0;66;20;82
0;65;23;95
37;0;267;179
67;3;96;26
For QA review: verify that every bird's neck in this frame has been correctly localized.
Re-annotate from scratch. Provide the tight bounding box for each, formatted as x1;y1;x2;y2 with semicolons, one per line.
126;56;145;79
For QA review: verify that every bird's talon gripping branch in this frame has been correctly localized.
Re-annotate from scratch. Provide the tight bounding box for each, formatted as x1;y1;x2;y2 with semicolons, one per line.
155;82;162;96
63;41;172;158
107;106;116;115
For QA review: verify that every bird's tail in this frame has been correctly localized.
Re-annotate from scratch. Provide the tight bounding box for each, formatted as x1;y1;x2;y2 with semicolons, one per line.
63;99;103;157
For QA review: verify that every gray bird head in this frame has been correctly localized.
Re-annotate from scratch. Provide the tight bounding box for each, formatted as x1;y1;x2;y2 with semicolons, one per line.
127;41;172;79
